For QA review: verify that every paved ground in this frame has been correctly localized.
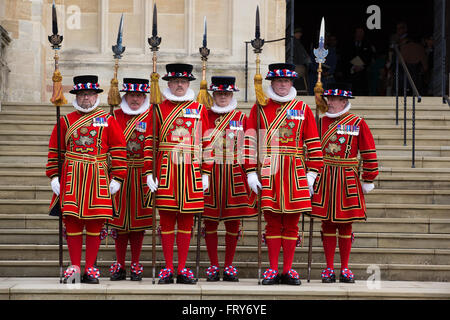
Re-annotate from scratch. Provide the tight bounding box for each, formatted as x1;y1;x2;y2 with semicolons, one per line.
1;277;449;300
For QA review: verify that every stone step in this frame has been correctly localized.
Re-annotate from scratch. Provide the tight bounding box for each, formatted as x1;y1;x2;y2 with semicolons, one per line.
0;163;46;173
0;140;49;152
1;278;450;300
0;171;49;184
373;134;450;146
2;185;450;207
369;125;450;136
2;131;449;149
368;203;450;219
0;260;449;282
1;140;449;159
0;130;50;141
380;167;450;177
377;156;450;168
2;213;448;234
0;154;448;175
1;198;449;218
2;112;450;128
377;145;450;157
1;96;445;109
0;185;50;200
1;228;449;249
376;174;450;189
1;244;449;267
2;120;449;137
366;189;450;205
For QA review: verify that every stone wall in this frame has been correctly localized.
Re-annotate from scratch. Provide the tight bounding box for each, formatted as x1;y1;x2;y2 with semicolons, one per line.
0;25;11;110
0;0;286;104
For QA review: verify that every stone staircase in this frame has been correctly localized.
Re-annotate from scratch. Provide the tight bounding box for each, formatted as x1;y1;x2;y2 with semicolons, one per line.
0;97;449;282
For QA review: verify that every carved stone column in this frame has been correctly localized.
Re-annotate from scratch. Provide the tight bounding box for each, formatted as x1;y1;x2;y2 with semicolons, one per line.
0;25;11;110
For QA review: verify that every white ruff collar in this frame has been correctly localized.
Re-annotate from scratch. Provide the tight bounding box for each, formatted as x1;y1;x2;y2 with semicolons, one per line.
325;102;352;118
72;97;100;113
120;95;150;115
266;85;297;103
211;98;237;114
163;87;195;102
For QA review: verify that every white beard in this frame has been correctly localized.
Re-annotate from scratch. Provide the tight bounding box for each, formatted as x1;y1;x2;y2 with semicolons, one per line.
72;96;100;113
120;95;150;115
162;87;195;102
325;102;352;118
266;85;297;103
210;98;237;114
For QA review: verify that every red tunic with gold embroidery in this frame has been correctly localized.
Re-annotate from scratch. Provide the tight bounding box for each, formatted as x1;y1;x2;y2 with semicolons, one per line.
109;108;153;231
143;100;212;214
310;112;378;222
244;99;323;214
202;108;257;221
46;108;127;219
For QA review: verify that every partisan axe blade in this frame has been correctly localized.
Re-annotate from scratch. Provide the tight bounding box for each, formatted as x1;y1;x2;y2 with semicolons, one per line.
112;13;126;59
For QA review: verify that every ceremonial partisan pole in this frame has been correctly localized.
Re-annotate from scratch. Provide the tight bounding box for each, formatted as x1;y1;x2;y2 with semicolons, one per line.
147;3;162;284
196;16;213;108
194;16;211;281
108;13;125;116
48;0;67;283
250;6;267;285
309;17;329;283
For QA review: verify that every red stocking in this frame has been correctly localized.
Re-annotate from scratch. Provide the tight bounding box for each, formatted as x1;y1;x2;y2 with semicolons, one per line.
204;219;219;267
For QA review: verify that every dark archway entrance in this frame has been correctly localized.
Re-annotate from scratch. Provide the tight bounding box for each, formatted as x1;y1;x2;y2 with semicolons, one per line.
287;0;446;97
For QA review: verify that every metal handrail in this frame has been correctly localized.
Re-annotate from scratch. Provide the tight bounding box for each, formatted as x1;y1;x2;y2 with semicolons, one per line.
394;44;422;168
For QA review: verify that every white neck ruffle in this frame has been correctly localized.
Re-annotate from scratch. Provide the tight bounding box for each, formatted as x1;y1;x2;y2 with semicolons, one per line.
72;96;100;113
266;85;297;103
210;98;237;114
163;87;195;102
120;95;150;115
325;102;352;118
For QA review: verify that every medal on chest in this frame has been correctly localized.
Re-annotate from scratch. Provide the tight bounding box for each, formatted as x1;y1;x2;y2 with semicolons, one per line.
337;124;360;136
183;108;200;119
93;117;108;127
135;121;147;133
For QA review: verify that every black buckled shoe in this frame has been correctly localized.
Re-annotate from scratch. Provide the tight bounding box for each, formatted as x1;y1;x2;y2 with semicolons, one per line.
130;263;143;281
280;269;301;285
158;267;174;284
176;268;198;284
109;262;126;281
261;268;280;285
206;265;220;282
223;265;239;282
81;267;100;284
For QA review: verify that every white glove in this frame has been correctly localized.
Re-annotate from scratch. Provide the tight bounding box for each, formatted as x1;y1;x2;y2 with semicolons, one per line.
202;174;209;191
51;177;60;196
306;171;317;196
109;179;121;195
362;182;375;194
247;172;262;195
147;174;159;192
